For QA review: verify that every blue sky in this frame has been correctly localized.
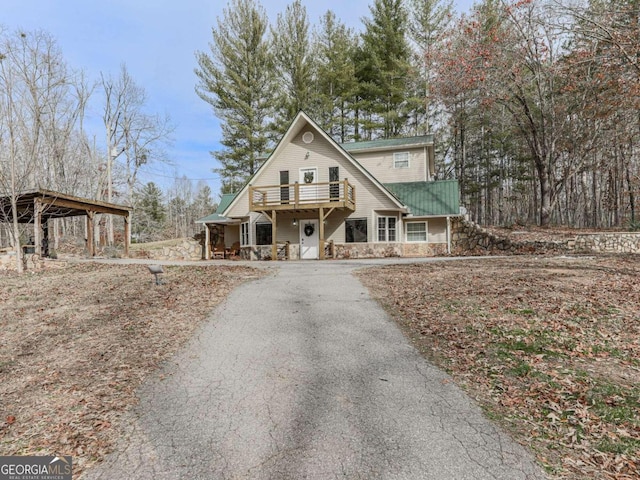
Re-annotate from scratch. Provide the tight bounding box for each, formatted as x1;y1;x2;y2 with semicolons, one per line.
3;0;474;201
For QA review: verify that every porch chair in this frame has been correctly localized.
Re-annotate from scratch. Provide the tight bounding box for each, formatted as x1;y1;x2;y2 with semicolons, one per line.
228;241;241;258
212;243;226;259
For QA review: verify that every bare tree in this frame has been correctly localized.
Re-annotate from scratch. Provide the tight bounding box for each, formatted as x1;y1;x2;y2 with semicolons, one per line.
100;64;173;245
0;29;91;271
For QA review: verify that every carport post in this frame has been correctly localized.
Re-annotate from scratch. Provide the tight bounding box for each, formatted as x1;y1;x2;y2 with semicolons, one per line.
123;212;131;257
86;211;95;257
42;220;49;257
34;198;42;256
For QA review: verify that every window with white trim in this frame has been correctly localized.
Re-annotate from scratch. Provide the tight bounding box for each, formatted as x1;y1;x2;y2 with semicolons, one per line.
377;216;397;242
241;222;250;246
406;222;427;242
393;152;409;168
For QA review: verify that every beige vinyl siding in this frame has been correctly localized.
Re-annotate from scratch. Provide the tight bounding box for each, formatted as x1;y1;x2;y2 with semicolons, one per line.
428;217;447;243
249;212;296;244
225;189;250;218
226;123;404;244
402;217;448;243
350;146;430;183
224;227;240;245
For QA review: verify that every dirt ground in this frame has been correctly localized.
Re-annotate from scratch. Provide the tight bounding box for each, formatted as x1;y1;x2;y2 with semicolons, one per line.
358;255;640;480
0;263;263;475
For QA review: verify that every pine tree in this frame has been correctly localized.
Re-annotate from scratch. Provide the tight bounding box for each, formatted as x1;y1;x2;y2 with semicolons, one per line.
314;11;359;143
356;0;413;139
407;0;453;133
192;181;216;218
134;182;166;241
195;0;274;193
271;0;314;132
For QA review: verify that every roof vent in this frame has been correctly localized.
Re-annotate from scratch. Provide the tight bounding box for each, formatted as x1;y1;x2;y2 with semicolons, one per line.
302;131;314;144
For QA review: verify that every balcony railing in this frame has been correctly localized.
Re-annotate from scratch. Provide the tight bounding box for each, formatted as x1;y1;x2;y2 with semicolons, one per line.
249;180;355;212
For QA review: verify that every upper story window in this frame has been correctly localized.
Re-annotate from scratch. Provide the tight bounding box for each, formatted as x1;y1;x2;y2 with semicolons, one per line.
393;152;410;168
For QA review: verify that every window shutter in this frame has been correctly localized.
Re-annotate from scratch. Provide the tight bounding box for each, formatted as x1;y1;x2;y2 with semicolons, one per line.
280;170;289;203
329;167;339;200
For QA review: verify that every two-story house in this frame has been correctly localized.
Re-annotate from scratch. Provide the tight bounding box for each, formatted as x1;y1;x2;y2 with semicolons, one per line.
196;111;459;260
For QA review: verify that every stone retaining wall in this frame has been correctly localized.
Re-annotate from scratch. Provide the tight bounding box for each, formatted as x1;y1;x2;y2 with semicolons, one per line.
0;251;18;271
572;233;640;253
133;239;204;261
451;218;569;255
0;252;61;271
451;218;640;255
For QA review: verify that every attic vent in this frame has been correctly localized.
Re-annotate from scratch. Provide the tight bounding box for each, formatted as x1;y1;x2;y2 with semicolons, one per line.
302;131;314;144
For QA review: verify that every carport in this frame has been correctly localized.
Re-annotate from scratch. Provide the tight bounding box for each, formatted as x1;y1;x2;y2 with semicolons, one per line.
0;189;132;257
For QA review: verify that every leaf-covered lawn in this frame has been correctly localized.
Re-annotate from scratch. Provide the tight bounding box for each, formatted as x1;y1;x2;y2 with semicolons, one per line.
358;255;640;480
0;263;263;476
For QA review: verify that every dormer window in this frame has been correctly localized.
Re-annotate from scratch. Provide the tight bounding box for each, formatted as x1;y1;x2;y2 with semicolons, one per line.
393;152;409;168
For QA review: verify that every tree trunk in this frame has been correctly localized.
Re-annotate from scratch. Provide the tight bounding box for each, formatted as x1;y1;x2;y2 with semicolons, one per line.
10;196;23;274
536;160;552;227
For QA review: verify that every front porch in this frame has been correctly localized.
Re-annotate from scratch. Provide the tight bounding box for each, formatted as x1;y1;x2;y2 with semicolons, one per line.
249;180;355;260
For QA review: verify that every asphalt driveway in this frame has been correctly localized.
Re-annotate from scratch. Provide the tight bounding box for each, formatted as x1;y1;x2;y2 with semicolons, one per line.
83;260;545;479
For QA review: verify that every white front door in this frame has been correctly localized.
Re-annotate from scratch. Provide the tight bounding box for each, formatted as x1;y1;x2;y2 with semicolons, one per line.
299;167;317;202
300;219;319;260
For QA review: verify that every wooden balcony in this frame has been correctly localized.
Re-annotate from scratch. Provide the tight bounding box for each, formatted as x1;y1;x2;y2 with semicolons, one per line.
249;180;356;213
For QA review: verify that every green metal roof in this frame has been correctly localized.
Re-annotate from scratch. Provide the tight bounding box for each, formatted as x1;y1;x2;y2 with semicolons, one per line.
195;213;228;223
216;193;236;214
195;193;238;223
341;135;433;152
385;180;460;216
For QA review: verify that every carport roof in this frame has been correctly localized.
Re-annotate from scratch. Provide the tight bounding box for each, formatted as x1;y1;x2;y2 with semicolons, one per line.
0;189;132;223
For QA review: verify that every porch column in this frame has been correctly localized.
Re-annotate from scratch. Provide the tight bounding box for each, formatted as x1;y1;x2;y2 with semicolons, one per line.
34;199;42;256
86;211;95;257
319;207;325;260
271;210;277;261
204;224;211;260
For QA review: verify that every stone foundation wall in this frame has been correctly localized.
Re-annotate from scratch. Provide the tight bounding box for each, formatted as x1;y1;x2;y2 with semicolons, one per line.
240;242;448;260
239;244;300;261
333;243;403;259
402;242;448;257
